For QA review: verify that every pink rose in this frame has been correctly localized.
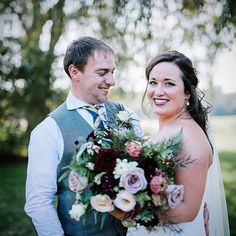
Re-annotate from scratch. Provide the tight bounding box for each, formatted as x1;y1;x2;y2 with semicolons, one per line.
90;194;114;212
150;174;167;195
69;171;88;193
120;167;147;194
166;184;184;209
125;141;142;157
114;190;136;212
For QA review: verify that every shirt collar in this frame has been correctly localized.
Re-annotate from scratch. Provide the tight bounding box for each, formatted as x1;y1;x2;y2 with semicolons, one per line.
66;90;105;110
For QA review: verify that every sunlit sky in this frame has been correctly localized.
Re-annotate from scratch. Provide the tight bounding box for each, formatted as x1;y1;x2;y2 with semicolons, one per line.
112;44;236;93
2;0;235;95
53;38;236;95
38;11;236;95
212;45;236;93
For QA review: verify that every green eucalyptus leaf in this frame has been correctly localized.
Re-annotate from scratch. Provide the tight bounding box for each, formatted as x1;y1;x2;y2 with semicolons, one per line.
58;169;71;182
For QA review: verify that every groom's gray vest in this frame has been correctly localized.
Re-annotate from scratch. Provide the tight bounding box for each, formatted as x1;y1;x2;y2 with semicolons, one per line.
49;101;127;236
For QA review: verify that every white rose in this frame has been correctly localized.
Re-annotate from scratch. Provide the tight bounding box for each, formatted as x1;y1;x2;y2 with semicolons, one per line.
117;111;130;122
69;203;87;221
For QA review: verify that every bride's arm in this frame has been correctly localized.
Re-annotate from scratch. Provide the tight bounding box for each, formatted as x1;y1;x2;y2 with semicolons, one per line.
165;128;212;223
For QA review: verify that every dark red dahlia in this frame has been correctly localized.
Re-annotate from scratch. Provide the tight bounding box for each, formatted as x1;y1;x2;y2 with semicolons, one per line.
100;174;118;199
139;158;157;182
94;148;119;174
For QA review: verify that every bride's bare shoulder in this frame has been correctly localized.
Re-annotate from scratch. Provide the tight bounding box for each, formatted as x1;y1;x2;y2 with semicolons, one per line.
155;119;212;161
180;120;212;162
182;120;209;145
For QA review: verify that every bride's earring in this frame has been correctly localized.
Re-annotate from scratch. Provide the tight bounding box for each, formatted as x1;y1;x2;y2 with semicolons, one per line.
186;100;190;106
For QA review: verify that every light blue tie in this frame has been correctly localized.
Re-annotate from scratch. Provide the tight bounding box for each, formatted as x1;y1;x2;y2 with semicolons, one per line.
82;105;104;129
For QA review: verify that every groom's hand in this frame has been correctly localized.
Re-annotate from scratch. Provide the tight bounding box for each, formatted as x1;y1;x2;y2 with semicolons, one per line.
110;208;126;220
204;203;210;236
110;208;135;227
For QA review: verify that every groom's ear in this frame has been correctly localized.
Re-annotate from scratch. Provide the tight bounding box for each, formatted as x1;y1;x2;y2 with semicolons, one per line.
68;64;81;81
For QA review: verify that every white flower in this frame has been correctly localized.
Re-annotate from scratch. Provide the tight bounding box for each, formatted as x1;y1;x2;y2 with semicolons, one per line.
117;110;130;122
87;149;94;155
113;159;138;179
87;142;95;155
166;184;184;209
90;194;114;212
114;190;136;212
69;203;87;221
94;172;106;185
87;142;101;155
85;162;95;170
113;159;128;179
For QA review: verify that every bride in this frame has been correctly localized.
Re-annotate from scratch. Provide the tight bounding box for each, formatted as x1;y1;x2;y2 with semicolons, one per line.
128;51;230;236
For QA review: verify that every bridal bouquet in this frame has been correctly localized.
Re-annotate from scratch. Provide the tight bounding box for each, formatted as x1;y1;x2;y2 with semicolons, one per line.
62;105;184;231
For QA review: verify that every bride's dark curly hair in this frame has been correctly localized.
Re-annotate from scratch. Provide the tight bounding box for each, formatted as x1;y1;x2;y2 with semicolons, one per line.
142;50;211;136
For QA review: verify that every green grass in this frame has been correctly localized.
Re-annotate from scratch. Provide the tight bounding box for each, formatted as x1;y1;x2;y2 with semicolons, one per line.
0;163;37;236
211;115;236;152
219;151;236;236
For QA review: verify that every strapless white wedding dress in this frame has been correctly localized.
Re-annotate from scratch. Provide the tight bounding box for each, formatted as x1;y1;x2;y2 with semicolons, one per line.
127;180;207;236
127;140;230;236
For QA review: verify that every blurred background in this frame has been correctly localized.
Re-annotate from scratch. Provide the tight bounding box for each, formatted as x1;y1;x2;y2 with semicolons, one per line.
0;0;235;235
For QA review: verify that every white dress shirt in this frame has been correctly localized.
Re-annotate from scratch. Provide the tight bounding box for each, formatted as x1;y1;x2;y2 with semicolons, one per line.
25;91;142;236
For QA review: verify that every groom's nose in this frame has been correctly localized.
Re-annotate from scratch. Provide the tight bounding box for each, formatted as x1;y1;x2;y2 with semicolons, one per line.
105;73;115;87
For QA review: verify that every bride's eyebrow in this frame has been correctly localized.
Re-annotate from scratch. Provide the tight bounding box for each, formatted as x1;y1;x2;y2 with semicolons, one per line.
148;77;176;82
164;78;176;82
149;77;157;81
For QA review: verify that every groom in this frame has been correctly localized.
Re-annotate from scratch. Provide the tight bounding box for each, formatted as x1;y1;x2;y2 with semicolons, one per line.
25;36;141;235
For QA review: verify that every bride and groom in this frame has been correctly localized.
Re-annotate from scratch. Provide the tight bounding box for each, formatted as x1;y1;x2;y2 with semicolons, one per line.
25;37;230;236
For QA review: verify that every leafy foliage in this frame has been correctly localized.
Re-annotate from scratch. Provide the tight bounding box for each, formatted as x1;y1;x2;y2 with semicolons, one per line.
0;0;235;158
